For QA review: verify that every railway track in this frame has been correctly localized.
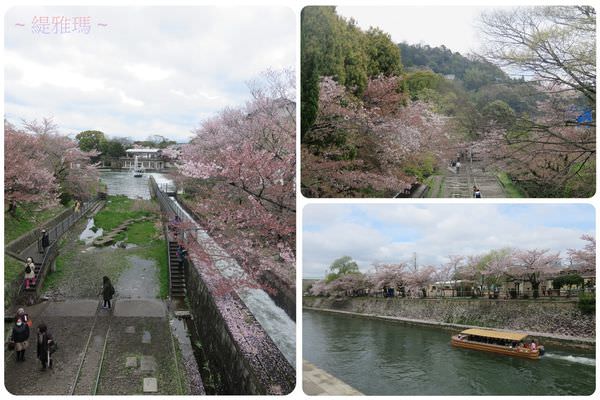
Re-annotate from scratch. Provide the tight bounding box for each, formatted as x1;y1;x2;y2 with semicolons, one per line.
67;301;185;395
69;303;112;395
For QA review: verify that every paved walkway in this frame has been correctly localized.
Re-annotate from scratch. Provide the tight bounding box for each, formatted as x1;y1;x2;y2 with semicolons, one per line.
303;360;362;395
4;298;183;395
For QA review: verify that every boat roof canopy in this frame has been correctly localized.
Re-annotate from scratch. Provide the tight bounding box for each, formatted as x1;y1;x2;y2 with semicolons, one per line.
461;328;529;341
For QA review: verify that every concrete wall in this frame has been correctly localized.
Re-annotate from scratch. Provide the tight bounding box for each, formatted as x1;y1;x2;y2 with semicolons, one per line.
303;296;595;339
185;255;295;395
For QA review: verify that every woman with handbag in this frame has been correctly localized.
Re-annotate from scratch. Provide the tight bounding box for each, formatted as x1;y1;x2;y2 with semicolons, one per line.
24;258;36;289
37;323;54;369
10;318;30;362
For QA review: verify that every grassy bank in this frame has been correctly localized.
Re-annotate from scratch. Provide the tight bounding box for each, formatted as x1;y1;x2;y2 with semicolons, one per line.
4;256;23;308
424;175;444;198
4;202;70;244
497;172;526;198
4;202;70;309
44;196;169;299
94;195;155;231
88;195;169;299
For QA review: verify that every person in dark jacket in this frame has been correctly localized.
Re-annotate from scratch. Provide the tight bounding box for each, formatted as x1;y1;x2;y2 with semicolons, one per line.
10;318;30;362
100;276;115;309
40;229;50;253
37;323;54;369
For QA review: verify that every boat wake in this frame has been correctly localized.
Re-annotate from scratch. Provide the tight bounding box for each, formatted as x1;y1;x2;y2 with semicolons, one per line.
544;354;595;366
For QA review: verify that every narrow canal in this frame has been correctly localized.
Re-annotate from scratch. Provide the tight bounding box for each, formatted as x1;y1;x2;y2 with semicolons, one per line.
303;309;595;395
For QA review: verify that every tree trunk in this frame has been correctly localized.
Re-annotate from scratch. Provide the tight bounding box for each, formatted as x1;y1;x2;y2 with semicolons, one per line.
532;281;540;299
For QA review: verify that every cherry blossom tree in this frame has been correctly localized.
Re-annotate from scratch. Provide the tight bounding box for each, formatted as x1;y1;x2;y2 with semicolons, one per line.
326;273;370;297
5;118;100;213
5;120;58;213
567;234;596;272
509;249;561;298
368;263;407;295
22;120;99;203
430;263;454;297
309;280;329;297
177;69;295;285
473;249;514;297
476;93;595;197
441;255;466;297
302;76;452;197
161;146;181;161
404;265;434;297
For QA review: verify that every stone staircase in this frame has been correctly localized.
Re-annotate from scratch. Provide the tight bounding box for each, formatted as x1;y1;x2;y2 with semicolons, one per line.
23;261;43;292
168;241;186;298
444;167;472;198
440;161;506;198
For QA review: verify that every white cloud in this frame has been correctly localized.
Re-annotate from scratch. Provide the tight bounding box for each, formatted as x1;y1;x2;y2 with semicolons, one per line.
4;6;295;142
117;90;144;107
124;63;172;81
302;205;594;278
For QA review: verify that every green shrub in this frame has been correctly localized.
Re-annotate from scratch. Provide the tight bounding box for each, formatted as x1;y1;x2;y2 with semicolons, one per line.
577;292;595;315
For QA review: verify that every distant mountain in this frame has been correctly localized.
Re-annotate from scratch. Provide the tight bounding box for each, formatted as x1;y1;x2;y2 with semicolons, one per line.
398;42;509;90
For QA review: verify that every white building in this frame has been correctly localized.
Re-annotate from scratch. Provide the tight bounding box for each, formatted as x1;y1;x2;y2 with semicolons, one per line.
122;148;165;170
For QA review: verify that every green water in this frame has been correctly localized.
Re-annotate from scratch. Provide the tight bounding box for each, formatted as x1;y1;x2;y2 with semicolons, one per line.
303;309;596;395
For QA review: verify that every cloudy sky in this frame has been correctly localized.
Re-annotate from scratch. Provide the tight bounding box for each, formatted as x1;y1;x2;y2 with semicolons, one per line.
4;6;295;142
336;6;490;56
303;204;595;278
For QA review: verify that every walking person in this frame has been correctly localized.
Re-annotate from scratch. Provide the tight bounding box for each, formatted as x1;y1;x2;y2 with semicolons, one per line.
474;188;482;198
40;229;50;254
24;258;36;289
15;307;32;327
100;276;115;309
36;323;54;370
74;199;81;213
10;318;30;362
455;161;461;174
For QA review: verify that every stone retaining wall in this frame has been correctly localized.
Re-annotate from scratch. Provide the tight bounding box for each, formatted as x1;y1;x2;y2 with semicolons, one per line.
303;296;595;339
185;255;295;395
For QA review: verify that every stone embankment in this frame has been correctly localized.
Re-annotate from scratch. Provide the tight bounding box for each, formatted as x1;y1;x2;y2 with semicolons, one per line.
304;297;595;342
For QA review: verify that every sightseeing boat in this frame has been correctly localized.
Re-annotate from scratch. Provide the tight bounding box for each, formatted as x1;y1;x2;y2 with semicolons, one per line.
133;168;144;177
451;328;544;359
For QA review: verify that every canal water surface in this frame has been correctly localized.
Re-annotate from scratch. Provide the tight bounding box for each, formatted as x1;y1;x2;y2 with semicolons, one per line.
303;309;595;395
99;171;173;199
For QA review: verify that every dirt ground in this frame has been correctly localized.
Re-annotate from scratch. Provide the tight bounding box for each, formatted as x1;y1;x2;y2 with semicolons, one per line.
43;217;160;301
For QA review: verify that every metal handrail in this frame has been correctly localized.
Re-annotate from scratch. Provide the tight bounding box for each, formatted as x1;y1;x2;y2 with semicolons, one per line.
20;197;102;297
